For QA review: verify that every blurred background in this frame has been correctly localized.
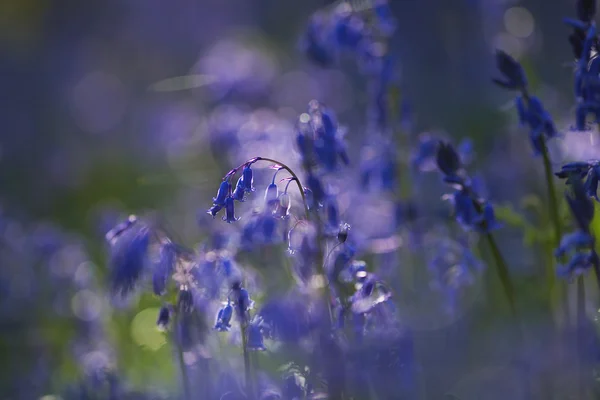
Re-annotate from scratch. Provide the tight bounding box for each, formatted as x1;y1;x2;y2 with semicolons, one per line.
0;0;590;398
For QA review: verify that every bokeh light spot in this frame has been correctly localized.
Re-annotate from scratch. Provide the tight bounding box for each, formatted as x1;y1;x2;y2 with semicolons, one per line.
69;71;128;134
492;32;524;59
504;7;534;38
71;289;102;321
131;307;166;351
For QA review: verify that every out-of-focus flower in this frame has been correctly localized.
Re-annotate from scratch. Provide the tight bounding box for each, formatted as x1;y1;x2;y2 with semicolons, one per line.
492;50;527;90
556;160;600;201
107;220;151;298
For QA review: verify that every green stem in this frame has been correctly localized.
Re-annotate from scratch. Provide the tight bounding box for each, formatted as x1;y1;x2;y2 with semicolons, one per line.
576;276;587;399
240;320;254;399
539;139;562;243
172;318;191;400
485;233;517;317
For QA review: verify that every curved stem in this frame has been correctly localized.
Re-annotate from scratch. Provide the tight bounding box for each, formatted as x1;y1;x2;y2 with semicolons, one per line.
255;157;310;219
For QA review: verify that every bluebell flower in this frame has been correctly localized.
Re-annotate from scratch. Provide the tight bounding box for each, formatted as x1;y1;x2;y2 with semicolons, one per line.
108;225;150;297
264;182;279;208
300;11;335;67
214;301;233;331
207;203;223;218
332;4;367;50
435;141;461;178
257;213;278;244
555;231;595;257
306;173;326;206
515;95;557;155
450;189;480;228
232;177;246;202
555;160;595;181
565;176;595;231
156;305;171;330
247;317;266;351
232;281;253;319
557;251;599;280
477;203;502;233
223;197;239;223
373;0;397;36
213;181;231;206
242;164;255;192
177;287;194;313
492;50;528;90
275;192;291;219
337;223;350;244
411;134;439;172
556;175;600;280
105;214;137;245
556;160;600;200
153;241;176;296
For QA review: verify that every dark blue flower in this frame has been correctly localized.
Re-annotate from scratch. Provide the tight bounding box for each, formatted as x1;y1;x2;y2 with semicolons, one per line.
223;197;239;223
207;203;223;218
257;213;278;244
584;165;600;200
259;294;317;342
300;12;335;67
213;181;231;206
476;203;502;233
242;165;255;192
232;177;246;202
492;50;528;90
555;231;595;257
247;317;266;351
109;225;150;297
214;301;233;331
555;161;595;181
337;223;350;243
177;287;194;313
373;0;397;36
153;241;176;296
333;5;366;49
557;251;598;280
306;173;326;205
515;95;557;155
232;282;253;319
105;214;137;245
157;305;171;329
436;141;461;178
451;189;480;228
566;176;595;231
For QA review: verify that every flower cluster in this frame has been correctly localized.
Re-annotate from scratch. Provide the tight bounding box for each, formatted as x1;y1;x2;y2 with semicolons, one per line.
564;0;600;130
555;176;600;280
300;0;396;70
493;50;557;155
435;141;501;233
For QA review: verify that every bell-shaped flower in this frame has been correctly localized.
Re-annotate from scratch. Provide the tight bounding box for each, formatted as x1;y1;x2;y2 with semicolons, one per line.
223;197;239;223
213;181;231;206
